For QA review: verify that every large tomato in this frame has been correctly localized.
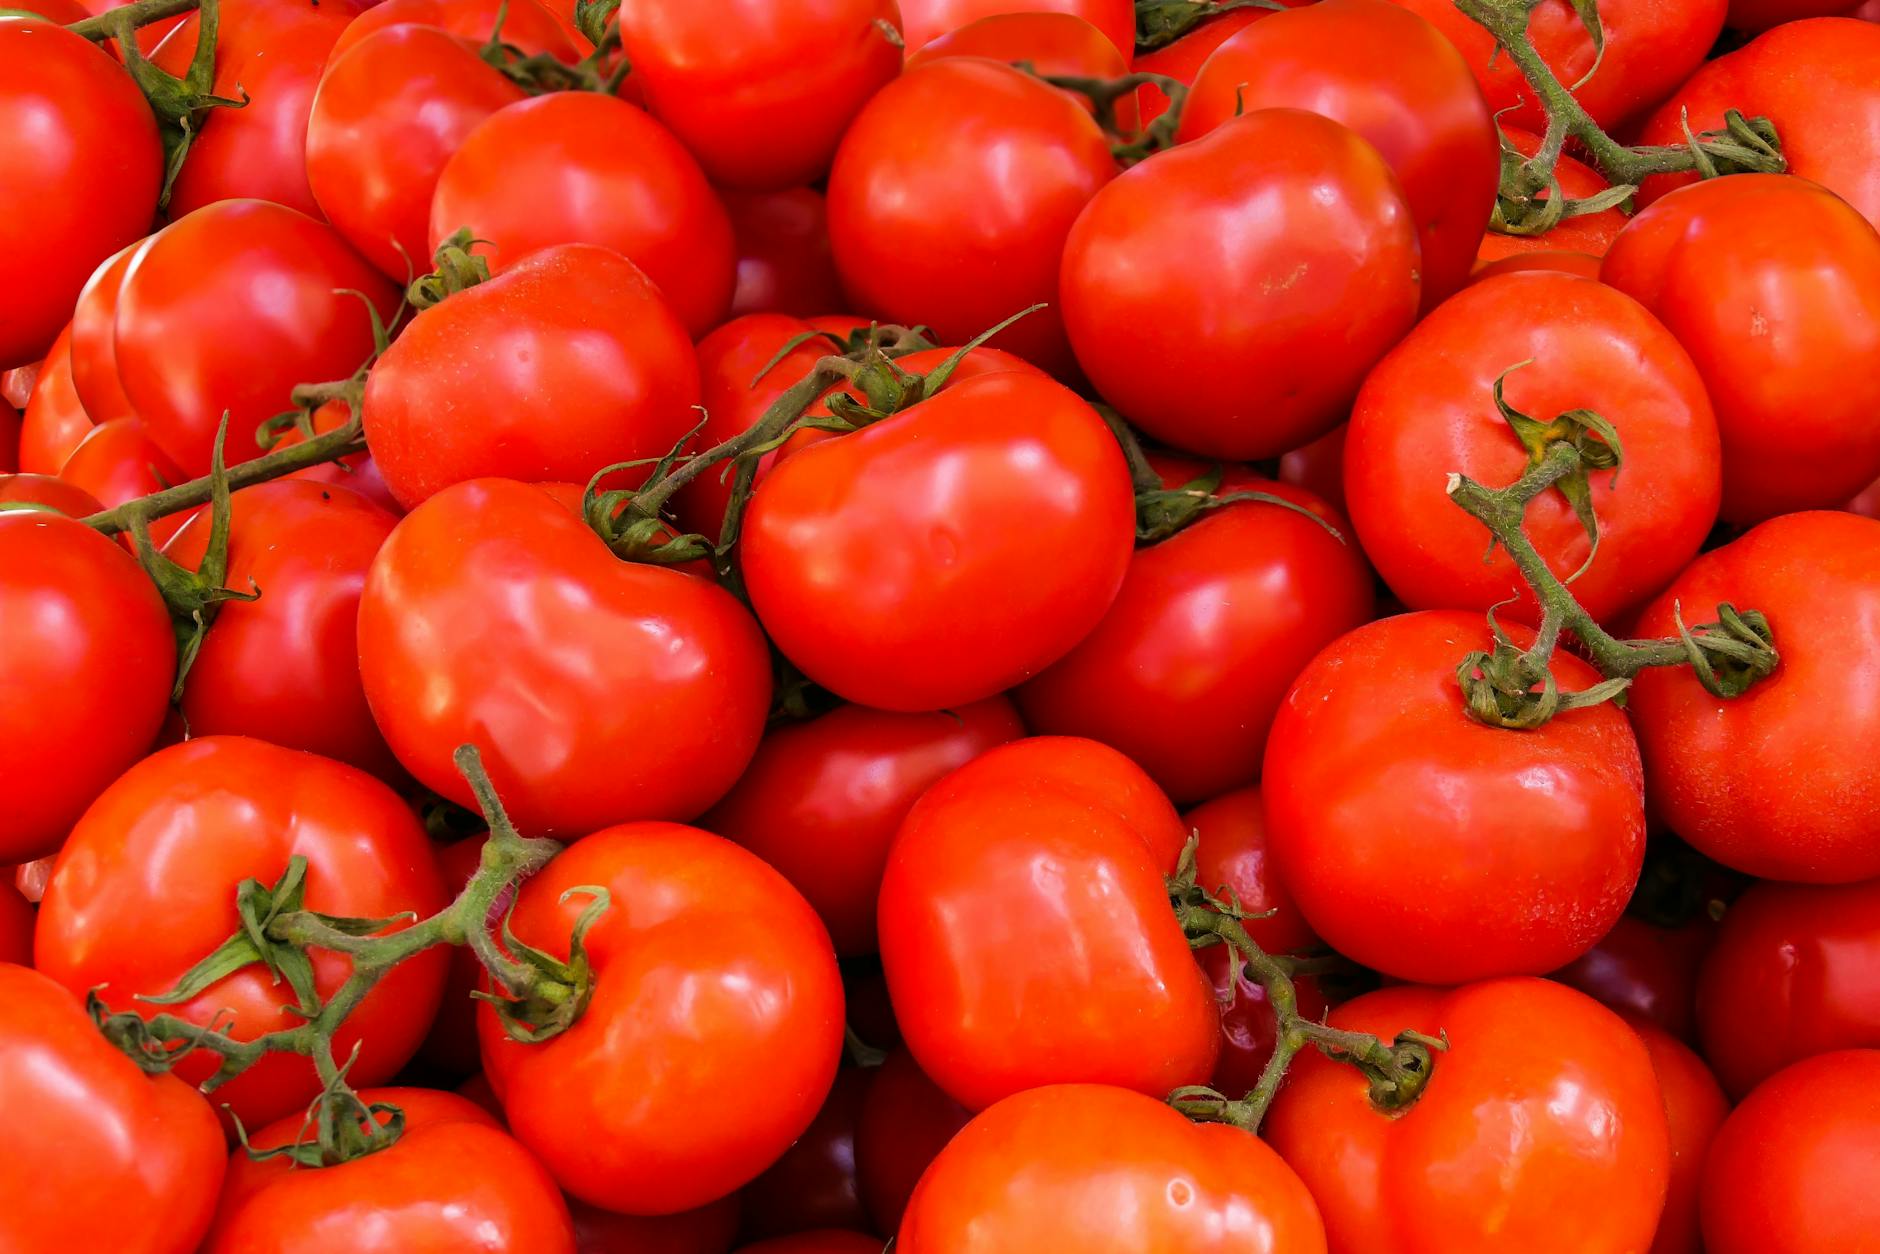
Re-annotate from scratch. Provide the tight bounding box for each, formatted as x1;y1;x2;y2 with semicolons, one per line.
1263;611;1646;983
1061;108;1420;461
34;737;450;1129
724;188;847;320
67;241;141;425
737;1067;872;1241
854;1048;972;1235
1636;1025;1729;1254
1267;978;1670;1254
1347;272;1720;624
0;473;102;517
16;324;93;474
899;0;1134;54
1552;915;1715;1044
1627;511;1880;883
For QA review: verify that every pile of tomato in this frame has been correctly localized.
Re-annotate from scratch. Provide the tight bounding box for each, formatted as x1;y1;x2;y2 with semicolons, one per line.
4;0;1880;1250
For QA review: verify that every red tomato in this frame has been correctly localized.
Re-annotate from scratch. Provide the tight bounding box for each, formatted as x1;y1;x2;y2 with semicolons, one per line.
1062;108;1420;461
358;478;772;838
738;1067;872;1241
0;511;171;861
278;398;401;515
1204;953;1331;1100
58;417;194;548
899;1084;1326;1252
854;1047;972;1235
572;1194;741;1254
1637;1025;1729;1254
900;0;1134;55
908;11;1139;130
1851;474;1880;518
1476;128;1629;264
1730;0;1852;26
736;1235;881;1254
1471;249;1603;281
331;0;579;61
616;0;903;192
67;241;140;425
956;735;1192;872
742;370;1134;711
35;737;451;1129
1552;915;1715;1044
1346;272;1721;624
478;823;844;1213
0;880;30;964
1700;1050;1880;1254
0;399;16;472
1628;511;1880;883
0;17;160;369
701;698;1024;956
0;360;31;411
1134;9;1267;126
725;188;848;319
16;324;93;474
1268;979;1670;1254
1277;424;1348;514
0;473;103;517
414;833;485;1077
1264;611;1646;983
201;1088;574;1253
0;964;226;1254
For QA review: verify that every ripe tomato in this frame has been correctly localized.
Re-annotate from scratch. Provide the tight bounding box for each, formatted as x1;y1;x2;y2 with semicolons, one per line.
1134;9;1267;126
1700;1050;1880;1254
1179;0;1496;311
899;0;1134;55
1268;979;1669;1254
1552;915;1715;1044
0;397;14;471
617;0;903;192
1471;248;1603;280
201;1088;574;1253
59;417;194;548
725;188;847;320
1475;128;1628;264
1628;511;1880;883
908;11;1139;130
0;964;226;1254
1636;1025;1729;1254
0;882;31;964
1264;611;1646;983
899;1084;1327;1252
571;1194;741;1254
854;1048;972;1235
0;511;172;862
0;472;102;517
738;1067;872;1241
0;17;160;369
742;370;1134;711
35;737;451;1129
358;478;772;837
1348;273;1720;624
1062;108;1419;461
16;324;93;474
67;241;140;425
331;0;579;62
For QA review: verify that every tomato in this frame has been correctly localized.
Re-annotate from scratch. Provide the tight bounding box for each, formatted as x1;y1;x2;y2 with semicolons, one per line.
1628;511;1880;883
854;1047;972;1235
1729;0;1852;27
572;1195;741;1254
736;1235;881;1254
0;472;102;517
0;17;160;369
1552;915;1715;1044
358;478;772;838
743;370;1133;711
1476;128;1629;264
1851;474;1880;518
1062;109;1420;461
1264;611;1646;983
738;1066;872;1241
828;59;1116;378
330;0;579;62
202;1088;574;1253
617;0;903;192
878;736;1217;1110
58;417;197;548
0;880;31;964
1276;425;1348;514
1471;249;1603;280
1180;0;1496;312
899;0;1134;55
701;698;1023;956
908;11;1139;130
899;1084;1327;1252
1700;1050;1880;1254
278;399;401;515
307;25;523;278
67;241;140;425
0;511;172;862
725;188;848;320
35;737;451;1129
1019;465;1373;803
16;324;93;474
0;964;225;1254
413;833;485;1078
1348;273;1720;623
1134;9;1267;126
0;360;31;410
1636;1025;1729;1254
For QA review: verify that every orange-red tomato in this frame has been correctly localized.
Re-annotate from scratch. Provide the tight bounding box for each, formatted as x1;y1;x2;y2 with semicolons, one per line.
899;0;1134;56
66;241;140;426
1134;9;1268;126
854;1047;973;1235
0;472;102;517
737;1067;872;1241
16;324;94;474
1637;1025;1729;1254
331;0;579;61
909;10;1139;129
724;188;848;320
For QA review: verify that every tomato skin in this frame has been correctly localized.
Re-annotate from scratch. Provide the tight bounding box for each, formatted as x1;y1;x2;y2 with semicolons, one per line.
899;1084;1327;1253
617;0;903;192
1476;128;1627;264
571;1194;741;1254
331;0;579;61
1180;0;1496;312
1134;10;1267;126
725;188;848;320
279;398;401;515
743;370;1134;712
0;883;28;963
1268;979;1670;1254
0;473;100;517
1699;1050;1880;1254
1471;249;1602;281
67;241;140;426
1628;512;1880;883
854;1047;973;1235
1552;915;1715;1044
59;417;195;549
0;964;226;1254
738;1066;872;1241
701;698;1024;956
908;11;1139;129
1062;108;1420;461
0;511;173;861
0;18;160;369
202;1088;574;1253
900;0;1134;55
1637;1025;1728;1254
1264;611;1646;984
16;324;93;474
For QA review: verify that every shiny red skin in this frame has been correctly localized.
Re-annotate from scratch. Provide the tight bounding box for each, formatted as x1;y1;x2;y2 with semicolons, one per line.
0;964;226;1254
360;479;771;838
2;361;38;411
0;473;102;517
1267;980;1671;1254
331;0;578;61
1637;19;1880;228
1471;249;1603;281
1264;611;1646;984
1638;1025;1729;1254
1135;10;1267;126
899;1084;1327;1253
1476;128;1628;263
163;479;401;776
35;737;450;1129
743;370;1134;711
202;1088;574;1253
306;24;523;277
479;823;845;1214
0;883;28;964
735;1235;881;1254
67;242;140;425
617;0;903;192
828;59;1117;378
114;200;398;476
58;417;193;548
415;833;485;1077
1018;467;1374;803
1602;175;1880;522
1628;512;1880;883
0;512;171;862
908;11;1139;130
725;188;847;319
430;94;734;337
900;0;1134;54
363;244;699;509
1277;424;1348;513
878;737;1218;1111
1203;948;1329;1099
16;325;92;474
701;698;1025;956
0;18;160;369
1062;108;1420;461
738;1066;873;1241
1552;915;1715;1044
1180;0;1496;312
854;1047;973;1235
572;1194;741;1254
